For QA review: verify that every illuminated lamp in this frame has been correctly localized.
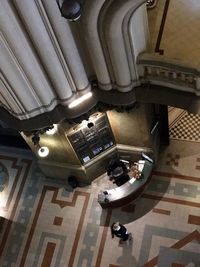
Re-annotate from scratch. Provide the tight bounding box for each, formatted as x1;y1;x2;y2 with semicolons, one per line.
38;146;49;158
46;124;58;135
68;92;92;109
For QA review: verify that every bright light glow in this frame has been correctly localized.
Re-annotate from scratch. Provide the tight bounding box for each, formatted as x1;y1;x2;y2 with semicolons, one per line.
38;146;49;157
0;191;8;209
68;92;92;109
80;120;88;127
46;124;58;135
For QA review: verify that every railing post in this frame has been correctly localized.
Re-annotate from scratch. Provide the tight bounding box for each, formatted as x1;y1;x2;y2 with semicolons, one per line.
196;77;200;90
172;72;177;79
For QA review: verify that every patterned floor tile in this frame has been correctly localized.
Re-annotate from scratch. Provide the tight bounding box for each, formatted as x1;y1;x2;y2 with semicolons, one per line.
169;113;200;142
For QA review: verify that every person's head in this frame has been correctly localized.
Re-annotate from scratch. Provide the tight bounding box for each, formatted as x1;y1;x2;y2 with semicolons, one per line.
113;222;120;231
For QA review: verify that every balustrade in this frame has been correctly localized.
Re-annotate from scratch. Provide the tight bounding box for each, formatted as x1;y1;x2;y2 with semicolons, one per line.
138;54;200;95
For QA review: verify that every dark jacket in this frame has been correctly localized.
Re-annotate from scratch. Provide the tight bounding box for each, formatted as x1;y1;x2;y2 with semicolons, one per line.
111;223;129;241
107;159;127;176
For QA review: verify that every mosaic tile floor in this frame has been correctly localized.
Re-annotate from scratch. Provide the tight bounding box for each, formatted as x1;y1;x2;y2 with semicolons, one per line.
0;128;200;267
169;111;200;142
168;107;186;128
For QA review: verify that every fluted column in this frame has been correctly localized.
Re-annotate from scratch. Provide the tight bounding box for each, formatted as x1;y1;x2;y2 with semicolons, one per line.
0;71;27;117
0;1;57;120
13;0;73;99
122;1;148;85
129;3;149;60
103;0;145;92
34;0;91;92
83;0;112;90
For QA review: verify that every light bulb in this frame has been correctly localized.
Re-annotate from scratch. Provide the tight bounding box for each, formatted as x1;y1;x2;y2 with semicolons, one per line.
38;146;49;157
46;124;58;135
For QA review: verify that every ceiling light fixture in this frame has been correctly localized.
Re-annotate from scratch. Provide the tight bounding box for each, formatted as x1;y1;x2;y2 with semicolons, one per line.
38;146;49;158
56;0;82;22
68;92;92;109
46;124;58;135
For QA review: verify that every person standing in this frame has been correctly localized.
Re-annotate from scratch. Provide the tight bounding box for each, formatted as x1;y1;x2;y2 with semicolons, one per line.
111;222;132;243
